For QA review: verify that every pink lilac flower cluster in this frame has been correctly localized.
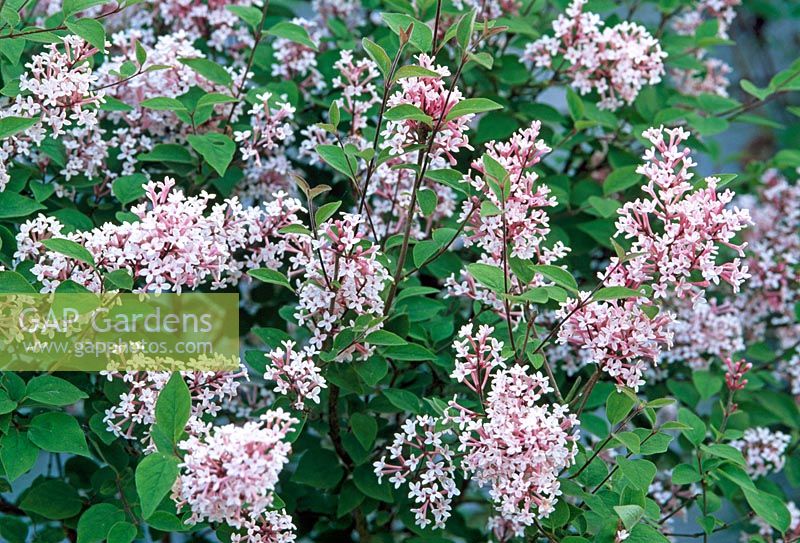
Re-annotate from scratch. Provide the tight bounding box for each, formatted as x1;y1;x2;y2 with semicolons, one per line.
332;50;381;134
0;36;106;189
661;297;744;370
312;0;365;30
557;126;750;390
288;213;391;359
449;362;579;535
102;359;247;447
731;427;791;477
382;54;474;164
154;0;259;54
724;356;751;392
779;355;800;400
671;0;741;97
16;178;305;292
263;340;327;409
611;126;751;298
230;91;298;203
451;323;506;393
556;294;674;391
296;49;380;163
737;169;800;348
172;409;298;543
100;30;227;134
447;122;569;316
671;57;733;98
373;414;460;529
272;18;325;97
673;0;741;39
234;93;296;165
452;0;521;19
296;51;458;241
376;325;579;535
524;0;667;110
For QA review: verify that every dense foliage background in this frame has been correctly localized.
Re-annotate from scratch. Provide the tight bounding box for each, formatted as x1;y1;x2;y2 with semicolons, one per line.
0;0;799;542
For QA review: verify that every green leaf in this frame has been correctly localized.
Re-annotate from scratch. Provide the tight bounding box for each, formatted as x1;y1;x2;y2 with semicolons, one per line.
337;480;365;518
76;503;126;543
455;9;476;50
350;412;378;450
627;524;670;543
0;271;35;293
531;264;578;291
413;240;439;268
466;262;506;292
593;286;643;302
62;0;108;16
196;92;237;109
617;458;656;491
178;57;232;87
0;116;38;139
41;237;95;266
111;173;147;204
384;104;433;125
364;330;406;346
566;88;584;120
136;453;180;519
418;188;437;216
0;516;28;543
362;38;391;77
677;408;706;446
316;144;358;178
0;192;46;218
383;343;436;361
19;480;82;520
394;65;441;79
0;429;39;482
134;39;147;65
614;504;644;530
65;18;106;52
292;448;343;489
743;488;791;533
671;463;702;485
187;133;235;176
139;143;195;164
606;390;636;425
140;97;188;111
25;375;88;406
28;412;90;457
155;373;191;444
107;522;137;543
700;443;745;466
226;5;263;30
604;165;643;195
740;79;771;101
248;268;294;292
614;431;641;453
315;201;342;225
692;370;723;400
383;388;421;413
267;21;318;50
587;195;620;218
354;463;393;502
0;389;16;415
445;98;503;121
104;269;134;290
381;13;432;52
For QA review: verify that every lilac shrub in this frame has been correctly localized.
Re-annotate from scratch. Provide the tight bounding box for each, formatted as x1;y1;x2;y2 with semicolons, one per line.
0;0;799;542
